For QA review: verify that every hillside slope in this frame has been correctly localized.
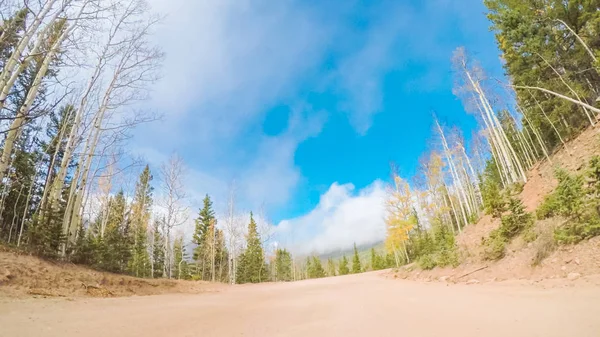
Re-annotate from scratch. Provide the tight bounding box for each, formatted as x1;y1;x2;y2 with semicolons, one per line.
0;249;225;298
392;127;600;284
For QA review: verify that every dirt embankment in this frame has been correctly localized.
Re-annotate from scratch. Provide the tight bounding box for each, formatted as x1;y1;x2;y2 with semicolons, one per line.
0;250;225;298
391;127;600;286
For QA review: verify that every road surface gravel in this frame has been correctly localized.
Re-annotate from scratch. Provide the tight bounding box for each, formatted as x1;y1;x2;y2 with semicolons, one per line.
1;271;599;337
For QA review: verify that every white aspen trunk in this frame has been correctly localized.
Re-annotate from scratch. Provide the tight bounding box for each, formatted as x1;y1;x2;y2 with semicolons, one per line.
508;119;533;170
440;190;456;235
536;53;596;126
503;110;535;169
489;138;508;189
458;158;478;215
0;3;87;183
460;145;483;208
38;105;74;213
63;29;129;246
522;124;541;159
17;164;39;246
476;99;513;185
0;0;59;103
68;121;102;243
435;119;471;225
517;128;535;168
467;69;527;183
518;106;552;162
554;19;598;64
471;85;519;183
443;182;462;233
513;85;600;119
212;223;216;282
486;97;528;182
7;184;25;243
48;9;128;208
510;111;538;167
0;0;73;111
401;241;410;263
528;90;569;150
393;249;400;268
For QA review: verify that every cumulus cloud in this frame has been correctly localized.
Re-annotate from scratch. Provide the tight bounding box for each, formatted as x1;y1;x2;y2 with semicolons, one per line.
143;0;334;144
275;181;387;256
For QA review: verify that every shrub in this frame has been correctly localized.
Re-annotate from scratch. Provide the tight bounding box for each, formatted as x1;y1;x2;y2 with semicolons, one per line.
536;193;559;219
435;248;460;268
418;254;436;270
499;197;533;239
482;197;533;261
588;156;600;198
482;178;506;218
554;215;600;245
539;159;600;245
536;168;586;220
522;227;538;243
553;169;585;218
482;229;506;261
409;222;460;270
531;227;555;266
510;182;525;194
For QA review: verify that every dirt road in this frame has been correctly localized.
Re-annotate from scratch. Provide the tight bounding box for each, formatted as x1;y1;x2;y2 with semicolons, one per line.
1;272;599;337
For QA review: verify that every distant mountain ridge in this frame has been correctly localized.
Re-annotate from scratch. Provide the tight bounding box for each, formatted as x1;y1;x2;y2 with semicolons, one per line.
317;241;385;261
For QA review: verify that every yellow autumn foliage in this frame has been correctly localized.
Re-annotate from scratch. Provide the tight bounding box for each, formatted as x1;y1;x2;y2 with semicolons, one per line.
384;175;416;253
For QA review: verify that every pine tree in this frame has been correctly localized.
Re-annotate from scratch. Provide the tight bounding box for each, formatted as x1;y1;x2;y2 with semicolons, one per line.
485;0;600;146
307;256;326;279
274;248;292;281
151;219;165;278
96;191;131;273
236;212;267;284
71;223;95;265
192;194;216;280
326;258;336;277
351;243;362;274
173;235;189;280
128;166;153;277
370;248;387;271
338;255;350;275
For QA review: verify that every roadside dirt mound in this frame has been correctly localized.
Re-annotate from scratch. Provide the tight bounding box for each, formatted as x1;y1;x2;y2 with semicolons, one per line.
391;234;600;287
391;127;600;285
0;250;225;298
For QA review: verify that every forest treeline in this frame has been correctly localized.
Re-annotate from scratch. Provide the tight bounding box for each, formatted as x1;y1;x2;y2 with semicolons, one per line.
0;0;387;284
383;0;600;270
0;1;599;284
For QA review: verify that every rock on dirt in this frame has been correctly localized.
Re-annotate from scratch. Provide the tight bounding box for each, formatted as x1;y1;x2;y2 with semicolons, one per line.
567;273;581;281
466;279;480;285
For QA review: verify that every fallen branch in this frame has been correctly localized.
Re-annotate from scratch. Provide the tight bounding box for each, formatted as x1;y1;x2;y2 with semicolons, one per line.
457;266;488;279
81;282;114;296
27;288;65;297
512;85;600;116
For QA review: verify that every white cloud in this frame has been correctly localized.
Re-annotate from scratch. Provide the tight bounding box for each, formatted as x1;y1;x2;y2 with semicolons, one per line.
127;0;335;219
336;11;410;134
275;181;387;256
143;0;334;144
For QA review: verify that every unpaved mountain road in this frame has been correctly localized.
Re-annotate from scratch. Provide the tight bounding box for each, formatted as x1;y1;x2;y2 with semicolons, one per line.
1;272;600;337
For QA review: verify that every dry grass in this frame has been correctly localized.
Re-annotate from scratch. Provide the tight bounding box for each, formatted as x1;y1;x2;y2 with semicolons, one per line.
0;250;226;298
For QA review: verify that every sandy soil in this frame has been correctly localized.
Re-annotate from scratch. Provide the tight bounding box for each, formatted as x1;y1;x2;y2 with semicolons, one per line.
1;271;599;337
521;127;600;212
0;250;224;298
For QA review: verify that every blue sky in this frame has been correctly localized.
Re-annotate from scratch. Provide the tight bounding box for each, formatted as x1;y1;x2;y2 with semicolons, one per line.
136;0;506;254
